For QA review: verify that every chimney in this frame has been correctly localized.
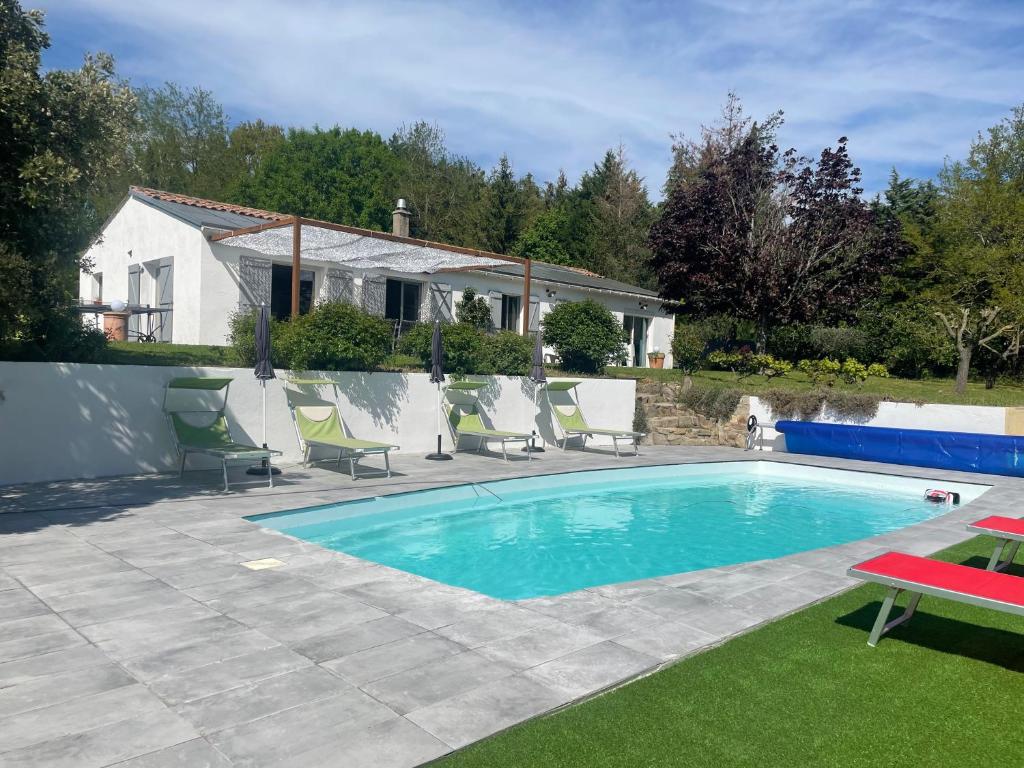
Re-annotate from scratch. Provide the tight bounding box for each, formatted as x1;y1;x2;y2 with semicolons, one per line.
392;198;411;238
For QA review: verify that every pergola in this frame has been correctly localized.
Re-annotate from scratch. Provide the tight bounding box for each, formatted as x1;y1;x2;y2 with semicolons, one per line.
210;216;535;334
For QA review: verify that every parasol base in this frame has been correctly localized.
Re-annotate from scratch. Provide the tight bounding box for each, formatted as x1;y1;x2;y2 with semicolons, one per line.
246;463;281;476
521;446;546;453
425;452;454;461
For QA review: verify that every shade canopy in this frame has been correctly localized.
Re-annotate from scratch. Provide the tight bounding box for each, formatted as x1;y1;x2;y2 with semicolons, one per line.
529;331;547;385
219;223;510;274
429;321;444;384
254;305;275;381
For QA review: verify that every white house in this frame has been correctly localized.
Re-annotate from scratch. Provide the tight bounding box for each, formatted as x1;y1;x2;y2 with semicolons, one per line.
81;187;675;367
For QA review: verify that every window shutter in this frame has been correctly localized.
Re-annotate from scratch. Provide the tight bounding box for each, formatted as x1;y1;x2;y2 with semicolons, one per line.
430;282;453;322
238;255;272;310
529;294;540;333
322;268;354;305
361;275;387;316
488;290;502;331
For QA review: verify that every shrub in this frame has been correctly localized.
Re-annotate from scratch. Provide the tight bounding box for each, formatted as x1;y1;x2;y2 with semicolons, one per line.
672;325;706;374
867;362;889;379
768;324;813;361
679;385;743;421
860;308;956;378
808;326;869;362
706;350;790;379
227;309;285;368
761;388;827;420
455;287;492;330
839;358;868;384
823;391;882;422
798;358;842;386
488;331;532;376
275;303;392;371
1;310;109;363
633;399;649;433
398;321;491;374
542;300;627;374
692;314;736;351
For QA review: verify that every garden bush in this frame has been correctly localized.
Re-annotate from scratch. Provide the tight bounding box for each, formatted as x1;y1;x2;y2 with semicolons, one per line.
671;324;706;374
542;300;627;373
227;309;285;368
860;308;956;378
706;350;791;379
767;324;814;362
760;388;827;420
398;321;492;374
455;287;493;330
488;331;533;376
808;326;870;362
254;303;392;372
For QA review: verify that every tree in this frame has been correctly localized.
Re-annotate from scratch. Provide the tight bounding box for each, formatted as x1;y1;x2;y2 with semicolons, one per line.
235;127;400;230
929;105;1024;391
650;97;906;351
390;122;486;245
225;120;285;181
593;145;655;287
473;155;541;254
0;1;136;358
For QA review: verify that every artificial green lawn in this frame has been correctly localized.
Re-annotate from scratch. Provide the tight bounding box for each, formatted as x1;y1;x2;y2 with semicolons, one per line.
606;366;1024;407
439;536;1024;768
101;341;239;367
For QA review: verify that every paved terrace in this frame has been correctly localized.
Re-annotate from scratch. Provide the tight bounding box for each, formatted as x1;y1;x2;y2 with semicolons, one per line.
1;447;1019;767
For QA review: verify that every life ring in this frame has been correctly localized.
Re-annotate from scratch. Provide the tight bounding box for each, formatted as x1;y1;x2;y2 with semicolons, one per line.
746;415;758;433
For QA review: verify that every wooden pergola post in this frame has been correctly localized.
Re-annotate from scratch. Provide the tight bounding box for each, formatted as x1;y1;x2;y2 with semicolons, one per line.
521;257;532;336
291;216;302;318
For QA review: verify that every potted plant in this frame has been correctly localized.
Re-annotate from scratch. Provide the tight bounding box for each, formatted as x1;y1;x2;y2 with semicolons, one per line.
647;346;665;369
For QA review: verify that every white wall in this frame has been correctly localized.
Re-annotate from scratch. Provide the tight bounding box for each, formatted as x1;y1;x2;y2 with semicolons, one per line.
749;396;1010;452
81;197;207;345
0;362;636;486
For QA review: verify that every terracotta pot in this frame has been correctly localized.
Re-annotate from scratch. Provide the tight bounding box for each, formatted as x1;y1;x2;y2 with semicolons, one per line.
648;353;665;369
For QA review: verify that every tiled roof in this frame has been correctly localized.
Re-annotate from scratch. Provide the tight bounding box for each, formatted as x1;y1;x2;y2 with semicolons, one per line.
129;186;289;221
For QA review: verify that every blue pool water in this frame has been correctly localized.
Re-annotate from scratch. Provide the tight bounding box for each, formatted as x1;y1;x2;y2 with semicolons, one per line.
250;462;987;600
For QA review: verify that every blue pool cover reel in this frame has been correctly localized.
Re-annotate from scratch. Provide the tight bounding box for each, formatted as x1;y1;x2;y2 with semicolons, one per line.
775;420;1024;477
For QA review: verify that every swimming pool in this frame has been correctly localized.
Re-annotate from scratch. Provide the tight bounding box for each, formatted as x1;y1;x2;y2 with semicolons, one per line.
250;462;989;600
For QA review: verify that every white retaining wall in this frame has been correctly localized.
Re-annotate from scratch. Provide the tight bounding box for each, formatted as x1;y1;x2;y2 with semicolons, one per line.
749;397;1011;452
0;362;635;486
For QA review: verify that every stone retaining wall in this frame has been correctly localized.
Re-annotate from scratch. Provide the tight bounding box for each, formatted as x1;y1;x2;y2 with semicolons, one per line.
636;381;750;448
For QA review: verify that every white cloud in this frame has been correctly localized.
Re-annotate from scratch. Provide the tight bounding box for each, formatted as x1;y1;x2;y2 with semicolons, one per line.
39;0;1024;197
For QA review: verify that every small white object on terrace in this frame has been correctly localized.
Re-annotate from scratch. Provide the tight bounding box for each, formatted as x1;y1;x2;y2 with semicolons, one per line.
217;223;510;274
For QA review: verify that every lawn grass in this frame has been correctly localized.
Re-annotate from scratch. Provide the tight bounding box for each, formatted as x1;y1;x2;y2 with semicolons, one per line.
100;341;239;367
605;366;1024;407
439;536;1024;767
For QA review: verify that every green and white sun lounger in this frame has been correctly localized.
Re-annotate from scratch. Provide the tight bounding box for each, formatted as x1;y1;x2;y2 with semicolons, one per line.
545;380;644;457
446;381;532;462
163;377;281;491
288;380;398;479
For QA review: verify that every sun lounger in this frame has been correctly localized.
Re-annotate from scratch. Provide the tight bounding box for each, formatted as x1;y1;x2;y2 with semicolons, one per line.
292;404;397;479
848;551;1024;646
544;380;644;457
445;381;532;462
966;515;1024;572
164;377;280;491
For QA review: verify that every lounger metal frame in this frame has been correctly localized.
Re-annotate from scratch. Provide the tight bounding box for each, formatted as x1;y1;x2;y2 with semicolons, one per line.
442;382;532;462
163;379;279;492
966;520;1024;572
848;563;1024;647
287;403;396;480
543;382;643;458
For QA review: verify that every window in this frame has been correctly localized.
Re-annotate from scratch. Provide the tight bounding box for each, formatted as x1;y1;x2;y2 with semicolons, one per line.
384;279;421;324
500;294;521;331
92;273;103;302
270;265;314;320
128;266;141;337
623;315;649;367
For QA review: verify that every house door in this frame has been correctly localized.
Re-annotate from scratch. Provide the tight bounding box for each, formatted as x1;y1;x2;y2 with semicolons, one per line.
156;261;173;342
623;315;648;367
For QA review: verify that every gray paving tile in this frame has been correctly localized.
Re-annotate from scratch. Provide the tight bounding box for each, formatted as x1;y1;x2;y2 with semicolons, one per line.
293;615;427;662
0;684;167;752
630;586;719;619
612;620;718;661
30;569;158;600
433;605;559;648
0;644;109;687
571;604;665;638
41;578;184;613
475;624;608;671
407;673;571;749
396;594;497;630
523;641;658;699
363;650;516;715
0;613;68;644
121;630;281;682
322;632;466;685
206;685;396;766
0;706;197;768
175;665;351;734
0;627;86;664
58;590;198;628
518;590;614;623
81;609;248;660
0;662;136;718
147;645;312;706
109;738;232;767
248;600;389;644
680;603;765;638
724;582;825;619
287;715;450;768
0;589;50;621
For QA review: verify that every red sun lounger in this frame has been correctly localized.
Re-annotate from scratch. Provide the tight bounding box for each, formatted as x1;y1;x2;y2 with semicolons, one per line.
966;515;1024;572
847;552;1024;646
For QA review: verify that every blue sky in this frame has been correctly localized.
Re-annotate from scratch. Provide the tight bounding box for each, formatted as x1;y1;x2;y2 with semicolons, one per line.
35;0;1024;198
